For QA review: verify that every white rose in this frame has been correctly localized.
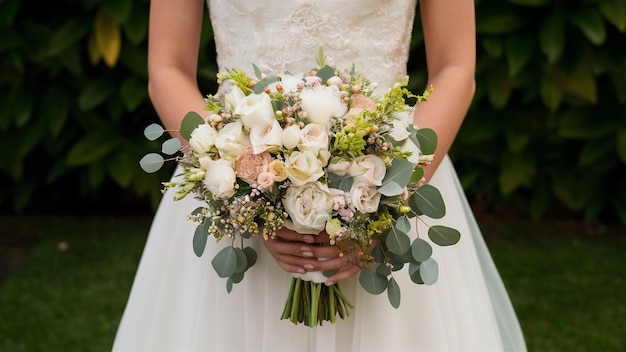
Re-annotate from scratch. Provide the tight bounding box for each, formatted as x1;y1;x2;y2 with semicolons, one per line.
388;109;413;141
249;119;284;154
285;151;325;186
299;85;347;125
401;139;422;165
268;73;303;92
224;85;246;111
235;93;275;129
349;154;387;186
350;183;381;214
326;75;343;87
215;121;250;161
189;123;219;155
327;157;351;176
198;157;236;198
282;124;301;150
283;181;334;234
298;123;329;154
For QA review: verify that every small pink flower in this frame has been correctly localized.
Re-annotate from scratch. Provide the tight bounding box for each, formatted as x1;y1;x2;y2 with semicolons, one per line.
305;76;322;86
256;171;275;191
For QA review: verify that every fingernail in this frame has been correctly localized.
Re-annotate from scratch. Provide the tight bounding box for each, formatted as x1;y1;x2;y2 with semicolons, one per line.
296;268;306;274
304;264;315;271
303;235;315;243
300;246;314;257
324;281;334;286
302;251;314;257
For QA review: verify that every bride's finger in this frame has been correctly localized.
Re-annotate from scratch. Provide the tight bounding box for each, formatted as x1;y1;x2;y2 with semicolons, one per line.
273;228;316;244
324;264;362;286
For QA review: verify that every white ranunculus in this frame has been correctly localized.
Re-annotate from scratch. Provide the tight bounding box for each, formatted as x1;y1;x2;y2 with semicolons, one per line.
388;109;413;142
189;123;219;155
235;93;275;129
327;158;352;176
299;85;347;125
326;75;343;88
282;125;301;150
285;151;325;186
350;183;381;214
268;73;303;92
198;157;236;198
298;123;329;154
249;119;283;154
349;154;387;187
283;181;334;234
224;85;246;111
214;121;250;161
401;139;422;165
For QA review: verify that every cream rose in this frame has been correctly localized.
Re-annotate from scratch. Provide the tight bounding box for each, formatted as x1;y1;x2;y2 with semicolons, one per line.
283;181;334;234
327;157;352;176
350;183;381;214
189;123;219;155
235;146;273;184
235;92;275;128
349;154;387;186
198;157;236;198
282;124;301;150
388;109;413;142
268;159;288;182
214;121;250;161
224;85;246;111
299;85;347;125
249;119;284;154
285;151;325;186
298;123;329;154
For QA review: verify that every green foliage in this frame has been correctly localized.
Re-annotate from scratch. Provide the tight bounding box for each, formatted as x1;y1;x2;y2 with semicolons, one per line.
1;1;624;225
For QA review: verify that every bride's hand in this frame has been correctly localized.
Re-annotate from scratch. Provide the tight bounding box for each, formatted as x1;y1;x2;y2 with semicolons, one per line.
261;228;363;285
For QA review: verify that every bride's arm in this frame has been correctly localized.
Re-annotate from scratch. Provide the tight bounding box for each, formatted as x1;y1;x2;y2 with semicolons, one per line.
413;0;476;182
148;0;207;141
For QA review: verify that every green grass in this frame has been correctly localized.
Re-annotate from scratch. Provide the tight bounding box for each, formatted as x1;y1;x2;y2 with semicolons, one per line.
0;216;624;352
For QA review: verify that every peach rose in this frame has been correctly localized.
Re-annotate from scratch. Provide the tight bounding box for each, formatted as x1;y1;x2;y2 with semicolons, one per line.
235;146;273;184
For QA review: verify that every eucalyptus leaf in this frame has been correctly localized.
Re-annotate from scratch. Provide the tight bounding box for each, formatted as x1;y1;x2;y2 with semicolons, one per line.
243;247;258;271
385;227;411;256
420;258;439;285
358;267;388;295
211;247;238;278
316;65;335;84
415;128;438;155
327;172;353;192
233;247;248;274
408;262;424;284
230;271;245;284
376;264;392;277
371;243;385;263
395;215;411;233
428;225;461;246
143;123;164;141
180;111;205;141
162;137;182;155
226;278;233;293
192;225;208;257
411;238;433;262
139;153;164;173
411;184;446;219
387;277;401;309
379;158;414;196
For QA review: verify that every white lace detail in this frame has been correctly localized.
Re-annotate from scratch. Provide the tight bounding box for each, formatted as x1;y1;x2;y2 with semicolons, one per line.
207;0;417;93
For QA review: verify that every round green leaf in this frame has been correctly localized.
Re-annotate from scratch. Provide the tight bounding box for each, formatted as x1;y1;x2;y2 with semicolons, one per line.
376;263;392;277
411;238;433;262
162;137;182;155
411;184;446;219
408;262;424;284
387;277;401;309
139;153;164;173
415;128;438;155
233;247;248;274
180;111;205;141
211;247;238;278
144;123;164;141
230;271;245;284
395;215;411;234
359;267;388;295
192;225;208;257
385;227;411;256
428;225;461;246
243;247;257;271
226;278;233;293
420;258;439;285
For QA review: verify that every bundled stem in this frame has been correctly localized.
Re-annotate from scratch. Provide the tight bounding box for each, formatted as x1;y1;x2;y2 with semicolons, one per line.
281;277;354;327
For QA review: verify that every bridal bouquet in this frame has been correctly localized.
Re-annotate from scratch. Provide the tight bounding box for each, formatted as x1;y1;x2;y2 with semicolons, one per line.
140;49;460;327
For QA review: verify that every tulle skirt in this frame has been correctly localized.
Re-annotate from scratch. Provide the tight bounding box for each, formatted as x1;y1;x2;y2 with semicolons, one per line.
113;156;527;351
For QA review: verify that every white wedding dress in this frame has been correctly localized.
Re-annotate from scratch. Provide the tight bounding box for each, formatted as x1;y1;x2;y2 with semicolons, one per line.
113;1;527;351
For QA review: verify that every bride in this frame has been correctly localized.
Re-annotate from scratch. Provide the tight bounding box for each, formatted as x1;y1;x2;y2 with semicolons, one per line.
113;0;527;351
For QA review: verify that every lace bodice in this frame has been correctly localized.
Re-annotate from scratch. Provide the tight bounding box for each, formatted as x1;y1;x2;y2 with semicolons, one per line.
208;0;417;92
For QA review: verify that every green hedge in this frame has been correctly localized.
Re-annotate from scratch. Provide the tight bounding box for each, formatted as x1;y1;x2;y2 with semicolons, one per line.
1;0;625;223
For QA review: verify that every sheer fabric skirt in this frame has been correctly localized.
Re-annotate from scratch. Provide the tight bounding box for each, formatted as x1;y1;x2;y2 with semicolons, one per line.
113;156;527;351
